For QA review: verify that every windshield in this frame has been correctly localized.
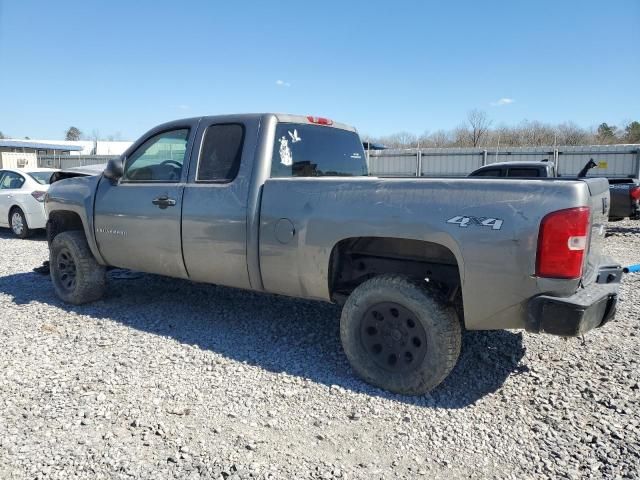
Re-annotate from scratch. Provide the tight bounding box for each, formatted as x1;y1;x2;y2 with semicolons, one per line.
271;123;368;177
28;172;54;185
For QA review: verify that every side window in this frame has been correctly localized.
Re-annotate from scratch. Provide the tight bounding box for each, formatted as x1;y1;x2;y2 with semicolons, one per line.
270;123;367;178
0;172;26;189
471;168;502;177
123;129;189;182
197;124;244;182
507;168;540;177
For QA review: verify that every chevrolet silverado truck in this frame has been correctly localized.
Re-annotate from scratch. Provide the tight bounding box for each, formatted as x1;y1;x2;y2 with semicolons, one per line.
45;114;623;395
469;160;640;222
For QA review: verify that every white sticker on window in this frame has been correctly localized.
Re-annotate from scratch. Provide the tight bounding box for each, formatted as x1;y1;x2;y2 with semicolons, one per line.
350;153;362;159
279;136;293;166
288;129;301;143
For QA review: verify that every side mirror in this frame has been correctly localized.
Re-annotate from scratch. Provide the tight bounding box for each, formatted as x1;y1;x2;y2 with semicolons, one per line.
104;157;124;181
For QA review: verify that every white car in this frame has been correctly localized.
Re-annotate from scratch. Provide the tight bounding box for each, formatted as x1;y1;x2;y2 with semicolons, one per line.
0;168;58;238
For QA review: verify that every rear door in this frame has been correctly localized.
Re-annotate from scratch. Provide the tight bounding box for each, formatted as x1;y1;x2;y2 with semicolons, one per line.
180;117;260;289
94;126;196;277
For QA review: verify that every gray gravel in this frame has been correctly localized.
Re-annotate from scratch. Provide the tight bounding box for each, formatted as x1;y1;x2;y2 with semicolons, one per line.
0;222;639;479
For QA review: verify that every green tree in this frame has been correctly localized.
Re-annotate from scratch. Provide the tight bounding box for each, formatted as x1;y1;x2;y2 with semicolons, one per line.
65;126;82;141
624;121;640;143
596;123;618;144
0;131;5;139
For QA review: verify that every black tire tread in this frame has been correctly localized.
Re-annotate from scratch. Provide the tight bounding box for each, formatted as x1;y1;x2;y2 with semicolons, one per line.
50;231;106;305
340;274;461;395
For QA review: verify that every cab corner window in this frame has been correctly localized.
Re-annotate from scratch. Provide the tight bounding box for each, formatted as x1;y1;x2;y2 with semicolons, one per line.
123;129;189;182
197;124;244;182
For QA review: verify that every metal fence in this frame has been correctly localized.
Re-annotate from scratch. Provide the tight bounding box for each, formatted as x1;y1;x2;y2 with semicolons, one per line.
37;155;117;169
367;144;640;179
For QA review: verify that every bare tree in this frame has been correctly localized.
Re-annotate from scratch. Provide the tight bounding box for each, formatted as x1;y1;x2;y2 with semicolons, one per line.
466;109;491;147
382;131;417;149
425;130;452;147
556;122;589;145
364;116;637;149
452;125;473;147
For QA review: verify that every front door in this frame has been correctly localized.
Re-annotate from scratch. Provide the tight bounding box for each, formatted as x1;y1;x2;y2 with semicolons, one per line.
94;127;194;278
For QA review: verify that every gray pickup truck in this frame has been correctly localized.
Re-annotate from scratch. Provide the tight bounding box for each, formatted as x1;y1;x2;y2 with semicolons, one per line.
469;160;640;221
45;114;623;395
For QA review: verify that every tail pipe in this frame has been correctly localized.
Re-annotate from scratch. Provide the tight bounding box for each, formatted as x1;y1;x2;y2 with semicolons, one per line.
623;264;640;274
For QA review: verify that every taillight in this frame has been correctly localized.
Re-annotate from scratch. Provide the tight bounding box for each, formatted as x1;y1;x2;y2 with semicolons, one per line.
31;191;47;203
536;207;590;279
630;186;640;201
307;116;333;126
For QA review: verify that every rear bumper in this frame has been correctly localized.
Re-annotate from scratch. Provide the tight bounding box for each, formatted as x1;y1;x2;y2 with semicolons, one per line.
526;264;623;337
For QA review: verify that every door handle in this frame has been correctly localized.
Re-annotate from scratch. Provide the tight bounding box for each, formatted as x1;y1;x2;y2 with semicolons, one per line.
152;195;177;209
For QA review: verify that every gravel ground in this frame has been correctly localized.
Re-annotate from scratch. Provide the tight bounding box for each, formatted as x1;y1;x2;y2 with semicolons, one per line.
0;221;638;479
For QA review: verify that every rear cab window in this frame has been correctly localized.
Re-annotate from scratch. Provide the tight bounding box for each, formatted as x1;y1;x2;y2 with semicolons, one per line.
507;167;541;177
270;123;367;178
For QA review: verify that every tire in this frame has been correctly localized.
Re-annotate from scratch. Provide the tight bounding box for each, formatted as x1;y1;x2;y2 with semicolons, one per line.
9;207;31;239
340;274;461;395
50;231;106;305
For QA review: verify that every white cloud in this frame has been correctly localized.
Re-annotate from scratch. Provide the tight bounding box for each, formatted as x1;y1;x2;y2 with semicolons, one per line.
491;98;515;107
275;80;291;87
178;104;190;110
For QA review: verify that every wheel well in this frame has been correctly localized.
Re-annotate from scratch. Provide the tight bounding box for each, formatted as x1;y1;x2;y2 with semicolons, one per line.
47;211;85;245
328;236;462;306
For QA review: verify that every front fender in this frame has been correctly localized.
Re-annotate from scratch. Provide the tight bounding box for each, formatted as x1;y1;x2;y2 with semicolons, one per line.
45;175;105;265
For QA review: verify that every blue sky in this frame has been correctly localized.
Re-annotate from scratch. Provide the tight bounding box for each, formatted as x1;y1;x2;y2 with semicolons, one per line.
1;0;638;140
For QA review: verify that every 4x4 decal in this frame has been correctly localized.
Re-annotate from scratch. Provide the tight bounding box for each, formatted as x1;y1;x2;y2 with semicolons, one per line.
447;215;504;230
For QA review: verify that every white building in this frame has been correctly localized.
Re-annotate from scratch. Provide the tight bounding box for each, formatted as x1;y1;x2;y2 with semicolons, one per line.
29;139;133;156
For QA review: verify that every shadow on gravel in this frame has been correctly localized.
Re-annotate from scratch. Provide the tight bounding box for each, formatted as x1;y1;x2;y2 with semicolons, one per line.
0;270;526;408
0;229;47;241
606;225;640;237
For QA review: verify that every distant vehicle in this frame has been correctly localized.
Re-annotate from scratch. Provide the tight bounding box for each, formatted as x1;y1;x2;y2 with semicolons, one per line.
362;141;387;151
0;168;59;238
44;114;622;395
468;160;640;221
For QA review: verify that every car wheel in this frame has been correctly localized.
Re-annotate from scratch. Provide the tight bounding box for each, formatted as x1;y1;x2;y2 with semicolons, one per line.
340;274;461;395
50;231;106;305
9;207;31;239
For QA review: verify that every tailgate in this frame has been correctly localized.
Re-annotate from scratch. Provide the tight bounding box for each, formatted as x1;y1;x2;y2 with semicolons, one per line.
582;178;609;284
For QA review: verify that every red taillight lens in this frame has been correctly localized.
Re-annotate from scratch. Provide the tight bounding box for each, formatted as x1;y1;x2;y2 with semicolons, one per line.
536;207;590;279
630;186;640;201
31;191;47;202
307;116;333;126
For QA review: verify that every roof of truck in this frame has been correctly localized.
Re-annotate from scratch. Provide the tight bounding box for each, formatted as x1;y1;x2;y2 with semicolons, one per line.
167;113;357;133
